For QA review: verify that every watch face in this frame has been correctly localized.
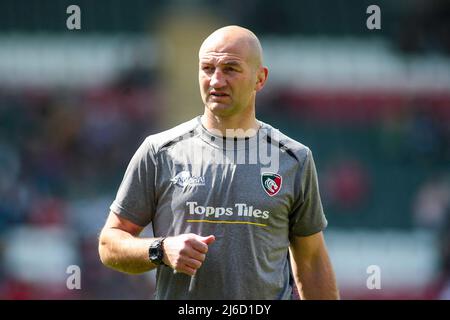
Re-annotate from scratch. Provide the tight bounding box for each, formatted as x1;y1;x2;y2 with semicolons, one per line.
149;239;164;264
149;247;158;259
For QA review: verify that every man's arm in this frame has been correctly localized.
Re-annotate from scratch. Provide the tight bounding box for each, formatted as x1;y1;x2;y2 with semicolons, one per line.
289;231;340;299
98;211;155;274
98;211;215;275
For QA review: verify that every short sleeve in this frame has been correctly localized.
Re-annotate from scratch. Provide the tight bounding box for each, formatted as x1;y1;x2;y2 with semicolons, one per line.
289;148;328;237
110;137;156;227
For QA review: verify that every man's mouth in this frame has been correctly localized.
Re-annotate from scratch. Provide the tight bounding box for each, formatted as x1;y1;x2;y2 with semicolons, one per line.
210;92;229;97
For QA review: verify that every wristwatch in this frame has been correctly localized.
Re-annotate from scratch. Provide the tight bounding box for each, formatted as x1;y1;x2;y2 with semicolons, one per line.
148;237;167;266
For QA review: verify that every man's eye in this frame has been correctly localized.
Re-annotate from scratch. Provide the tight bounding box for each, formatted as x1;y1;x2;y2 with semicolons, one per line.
224;67;236;72
202;66;214;72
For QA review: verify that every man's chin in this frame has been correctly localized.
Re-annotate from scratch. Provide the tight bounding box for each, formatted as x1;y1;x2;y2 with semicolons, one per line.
206;103;235;116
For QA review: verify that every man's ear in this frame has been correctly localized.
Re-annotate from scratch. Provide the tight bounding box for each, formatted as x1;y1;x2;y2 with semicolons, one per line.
255;66;269;92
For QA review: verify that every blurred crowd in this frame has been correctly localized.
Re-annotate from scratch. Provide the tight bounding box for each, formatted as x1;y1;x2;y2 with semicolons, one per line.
0;67;162;299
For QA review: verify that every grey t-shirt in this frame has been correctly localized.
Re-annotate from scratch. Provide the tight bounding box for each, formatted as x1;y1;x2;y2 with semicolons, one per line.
110;116;327;299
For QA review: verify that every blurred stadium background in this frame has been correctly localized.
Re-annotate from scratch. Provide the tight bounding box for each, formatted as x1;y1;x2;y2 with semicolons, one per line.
0;0;449;299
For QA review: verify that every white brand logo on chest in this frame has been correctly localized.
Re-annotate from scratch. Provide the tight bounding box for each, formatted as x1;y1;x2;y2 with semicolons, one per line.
171;171;205;187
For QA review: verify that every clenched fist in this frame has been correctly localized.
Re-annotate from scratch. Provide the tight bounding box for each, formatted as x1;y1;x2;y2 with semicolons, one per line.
162;233;215;276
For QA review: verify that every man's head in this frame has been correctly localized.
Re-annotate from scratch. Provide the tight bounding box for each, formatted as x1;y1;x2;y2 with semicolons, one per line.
198;26;268;118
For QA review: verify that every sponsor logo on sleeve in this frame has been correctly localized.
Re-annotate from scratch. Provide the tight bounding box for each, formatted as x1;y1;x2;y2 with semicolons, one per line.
171;171;205;187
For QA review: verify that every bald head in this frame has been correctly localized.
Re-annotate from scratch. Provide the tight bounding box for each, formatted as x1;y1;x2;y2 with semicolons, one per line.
199;25;264;68
198;25;269;121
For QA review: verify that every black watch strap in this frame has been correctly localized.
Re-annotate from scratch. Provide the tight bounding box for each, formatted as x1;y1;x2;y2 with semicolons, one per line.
148;237;167;266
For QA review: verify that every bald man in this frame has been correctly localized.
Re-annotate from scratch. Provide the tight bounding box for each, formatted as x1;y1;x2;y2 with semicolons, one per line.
99;26;339;300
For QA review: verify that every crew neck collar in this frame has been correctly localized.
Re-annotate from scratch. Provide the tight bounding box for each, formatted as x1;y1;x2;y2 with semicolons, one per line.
196;116;266;151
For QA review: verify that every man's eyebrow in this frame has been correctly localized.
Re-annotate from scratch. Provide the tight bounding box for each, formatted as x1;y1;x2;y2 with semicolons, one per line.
222;61;242;66
200;60;242;65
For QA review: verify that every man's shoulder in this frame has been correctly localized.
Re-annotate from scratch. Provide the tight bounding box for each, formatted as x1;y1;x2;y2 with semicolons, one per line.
143;117;200;153
260;120;311;163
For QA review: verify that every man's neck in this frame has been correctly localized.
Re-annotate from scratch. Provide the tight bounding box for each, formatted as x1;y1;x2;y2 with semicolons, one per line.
201;112;260;138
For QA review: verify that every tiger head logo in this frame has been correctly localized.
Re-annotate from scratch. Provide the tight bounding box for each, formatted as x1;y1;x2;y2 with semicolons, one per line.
261;173;282;196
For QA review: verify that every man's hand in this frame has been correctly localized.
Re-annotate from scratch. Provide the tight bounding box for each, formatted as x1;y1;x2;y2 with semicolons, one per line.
162;234;215;276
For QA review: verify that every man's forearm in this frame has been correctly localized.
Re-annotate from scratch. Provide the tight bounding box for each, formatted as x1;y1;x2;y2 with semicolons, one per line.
98;228;158;274
292;254;340;300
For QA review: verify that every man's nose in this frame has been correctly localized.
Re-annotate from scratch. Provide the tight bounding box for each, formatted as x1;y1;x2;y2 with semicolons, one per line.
210;70;226;88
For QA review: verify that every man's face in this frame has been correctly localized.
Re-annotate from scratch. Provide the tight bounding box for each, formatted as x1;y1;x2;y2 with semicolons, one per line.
199;42;259;117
